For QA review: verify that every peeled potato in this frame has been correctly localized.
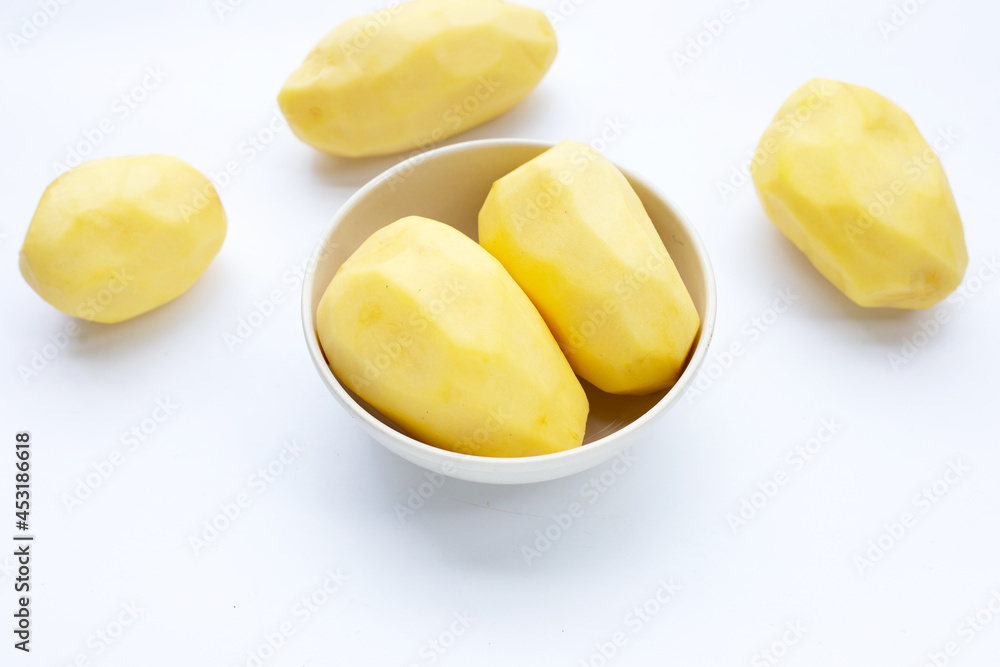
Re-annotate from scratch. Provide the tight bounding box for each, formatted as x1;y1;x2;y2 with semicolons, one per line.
20;155;226;323
278;0;557;157
316;216;588;457
479;140;701;396
753;78;968;309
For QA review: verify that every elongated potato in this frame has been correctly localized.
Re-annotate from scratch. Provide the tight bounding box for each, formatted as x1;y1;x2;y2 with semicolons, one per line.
753;78;967;309
20;155;226;323
479;141;700;396
278;0;557;157
317;216;588;457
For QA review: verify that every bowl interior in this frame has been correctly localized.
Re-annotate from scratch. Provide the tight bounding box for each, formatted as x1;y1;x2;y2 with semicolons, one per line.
305;139;713;453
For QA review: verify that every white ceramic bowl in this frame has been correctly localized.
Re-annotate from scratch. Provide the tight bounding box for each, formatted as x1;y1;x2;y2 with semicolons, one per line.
302;139;716;484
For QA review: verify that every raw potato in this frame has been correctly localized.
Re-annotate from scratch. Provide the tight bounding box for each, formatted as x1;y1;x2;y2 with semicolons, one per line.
278;0;557;157
479;140;701;396
752;78;968;309
20;155;227;324
316;216;588;457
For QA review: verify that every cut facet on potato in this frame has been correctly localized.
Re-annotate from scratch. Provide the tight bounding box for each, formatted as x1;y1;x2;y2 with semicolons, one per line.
278;0;557;157
752;78;968;309
316;216;588;457
20;155;227;324
479;140;701;396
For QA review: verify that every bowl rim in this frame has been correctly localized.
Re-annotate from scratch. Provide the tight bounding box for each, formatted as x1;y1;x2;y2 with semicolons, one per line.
301;137;717;474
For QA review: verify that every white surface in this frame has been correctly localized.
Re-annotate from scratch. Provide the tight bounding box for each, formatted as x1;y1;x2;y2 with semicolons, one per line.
1;0;998;665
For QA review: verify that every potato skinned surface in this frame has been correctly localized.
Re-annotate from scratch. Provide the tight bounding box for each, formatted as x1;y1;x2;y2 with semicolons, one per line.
278;0;558;157
317;216;588;458
479;140;701;395
20;154;226;324
752;78;968;309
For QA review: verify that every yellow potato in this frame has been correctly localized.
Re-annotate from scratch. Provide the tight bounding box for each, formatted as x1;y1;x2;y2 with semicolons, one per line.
20;155;226;323
753;78;967;309
479;140;701;396
317;216;588;457
278;0;557;157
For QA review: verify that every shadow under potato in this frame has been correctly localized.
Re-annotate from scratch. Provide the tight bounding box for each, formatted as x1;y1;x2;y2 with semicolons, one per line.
59;261;231;357
758;213;940;348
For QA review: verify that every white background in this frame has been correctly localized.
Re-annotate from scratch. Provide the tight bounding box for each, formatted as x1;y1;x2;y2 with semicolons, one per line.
2;0;999;665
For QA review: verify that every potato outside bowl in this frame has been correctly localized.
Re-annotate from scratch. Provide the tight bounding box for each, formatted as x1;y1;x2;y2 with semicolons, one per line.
302;139;717;484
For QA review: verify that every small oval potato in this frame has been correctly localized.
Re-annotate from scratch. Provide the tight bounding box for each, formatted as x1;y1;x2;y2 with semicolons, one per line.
316;216;588;457
752;78;968;309
479;141;701;396
20;155;227;323
278;0;558;157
